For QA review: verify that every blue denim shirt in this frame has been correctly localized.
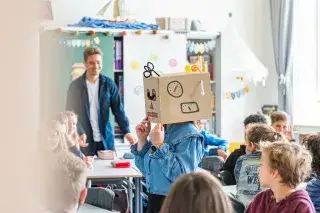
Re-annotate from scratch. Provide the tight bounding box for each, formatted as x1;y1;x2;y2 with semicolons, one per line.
131;122;204;196
200;131;228;156
234;152;263;207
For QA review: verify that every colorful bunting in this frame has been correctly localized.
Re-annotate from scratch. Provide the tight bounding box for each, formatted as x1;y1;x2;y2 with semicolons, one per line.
225;85;250;100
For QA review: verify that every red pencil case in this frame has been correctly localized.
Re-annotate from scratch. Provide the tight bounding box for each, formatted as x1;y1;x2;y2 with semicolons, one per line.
111;160;131;168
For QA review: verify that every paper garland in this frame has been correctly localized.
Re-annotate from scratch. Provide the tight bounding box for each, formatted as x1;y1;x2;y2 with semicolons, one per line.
225;85;250;100
187;40;216;54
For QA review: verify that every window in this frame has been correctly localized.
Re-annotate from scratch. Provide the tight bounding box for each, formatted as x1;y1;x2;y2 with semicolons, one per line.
292;0;320;127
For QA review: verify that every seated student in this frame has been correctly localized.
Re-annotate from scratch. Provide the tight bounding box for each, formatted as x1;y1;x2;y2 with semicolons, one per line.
194;120;229;160
303;133;320;212
234;123;287;207
270;111;295;142
245;141;315;213
160;170;234;213
46;116;93;168
220;113;268;185
131;118;204;213
41;151;88;213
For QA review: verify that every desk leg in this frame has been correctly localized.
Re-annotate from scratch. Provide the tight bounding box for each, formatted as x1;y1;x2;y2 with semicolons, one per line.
134;177;142;213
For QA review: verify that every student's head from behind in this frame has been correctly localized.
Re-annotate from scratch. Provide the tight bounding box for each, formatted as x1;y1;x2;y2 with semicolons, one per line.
245;123;287;154
63;111;78;136
44;120;68;152
270;111;289;133
44;151;88;212
243;114;268;129
302;133;320;177
259;141;312;189
160;171;233;213
83;46;103;77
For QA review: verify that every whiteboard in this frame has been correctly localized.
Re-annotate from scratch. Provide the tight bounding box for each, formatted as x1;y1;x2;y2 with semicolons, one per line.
123;34;187;136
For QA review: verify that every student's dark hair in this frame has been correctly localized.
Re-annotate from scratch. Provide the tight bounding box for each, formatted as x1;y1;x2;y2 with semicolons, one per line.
302;133;320;177
243;114;268;127
160;171;234;213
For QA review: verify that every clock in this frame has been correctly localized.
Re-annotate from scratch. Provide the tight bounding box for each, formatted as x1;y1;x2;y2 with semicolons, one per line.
167;80;184;98
181;102;200;114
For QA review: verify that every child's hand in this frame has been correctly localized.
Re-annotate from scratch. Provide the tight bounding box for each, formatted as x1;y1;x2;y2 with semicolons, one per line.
135;117;151;143
284;126;294;141
149;123;164;148
79;133;89;147
217;149;228;160
84;156;93;168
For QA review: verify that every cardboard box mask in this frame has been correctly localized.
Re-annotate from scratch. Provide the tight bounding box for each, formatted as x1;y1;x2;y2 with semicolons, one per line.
143;62;212;124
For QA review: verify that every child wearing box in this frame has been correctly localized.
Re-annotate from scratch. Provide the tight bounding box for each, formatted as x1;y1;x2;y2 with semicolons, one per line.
245;141;315;213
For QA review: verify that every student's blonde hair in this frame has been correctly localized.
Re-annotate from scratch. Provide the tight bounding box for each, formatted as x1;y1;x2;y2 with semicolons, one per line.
58;111;80;147
160;171;233;213
270;111;288;124
261;141;312;188
245;123;288;149
42;151;87;212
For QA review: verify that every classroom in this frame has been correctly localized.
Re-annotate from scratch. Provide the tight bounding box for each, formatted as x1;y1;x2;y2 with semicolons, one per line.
2;0;319;213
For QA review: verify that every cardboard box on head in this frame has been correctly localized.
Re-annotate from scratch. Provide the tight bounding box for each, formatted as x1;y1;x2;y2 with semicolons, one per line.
143;62;212;124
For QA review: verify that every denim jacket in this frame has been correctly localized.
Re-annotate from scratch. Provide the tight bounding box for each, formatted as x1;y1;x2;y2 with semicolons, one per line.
131;122;204;196
234;151;263;207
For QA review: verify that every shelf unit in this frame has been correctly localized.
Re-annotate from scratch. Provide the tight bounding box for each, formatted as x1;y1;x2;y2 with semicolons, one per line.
186;34;221;136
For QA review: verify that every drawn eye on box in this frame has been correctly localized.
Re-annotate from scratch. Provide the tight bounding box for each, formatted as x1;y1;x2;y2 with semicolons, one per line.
167;80;184;98
181;102;200;114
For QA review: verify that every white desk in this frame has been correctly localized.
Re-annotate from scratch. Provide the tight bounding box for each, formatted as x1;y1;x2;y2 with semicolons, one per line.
87;159;143;213
78;204;116;213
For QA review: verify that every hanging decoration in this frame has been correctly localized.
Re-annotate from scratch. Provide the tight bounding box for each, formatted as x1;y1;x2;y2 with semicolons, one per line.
186;40;216;54
225;85;250;100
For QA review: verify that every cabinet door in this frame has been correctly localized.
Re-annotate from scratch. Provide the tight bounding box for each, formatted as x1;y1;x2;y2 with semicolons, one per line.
122;34;187;135
40;32;114;122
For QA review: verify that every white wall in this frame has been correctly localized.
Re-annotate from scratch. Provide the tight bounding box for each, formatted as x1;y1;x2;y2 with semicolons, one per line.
50;0;278;141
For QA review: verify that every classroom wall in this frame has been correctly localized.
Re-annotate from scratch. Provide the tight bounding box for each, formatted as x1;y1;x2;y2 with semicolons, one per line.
50;0;278;141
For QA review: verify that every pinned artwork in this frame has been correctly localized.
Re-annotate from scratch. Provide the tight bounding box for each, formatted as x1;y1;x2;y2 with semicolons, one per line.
150;53;159;62
143;62;211;124
169;58;178;67
134;85;143;95
130;61;140;70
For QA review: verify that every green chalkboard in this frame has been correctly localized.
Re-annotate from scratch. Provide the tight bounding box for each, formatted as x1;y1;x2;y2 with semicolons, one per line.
40;31;115;126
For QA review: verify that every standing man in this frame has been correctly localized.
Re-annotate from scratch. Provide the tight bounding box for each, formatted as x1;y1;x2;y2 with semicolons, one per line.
66;46;135;155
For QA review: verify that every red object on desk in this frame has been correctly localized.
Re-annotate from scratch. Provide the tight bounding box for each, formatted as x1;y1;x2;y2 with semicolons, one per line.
111;160;131;168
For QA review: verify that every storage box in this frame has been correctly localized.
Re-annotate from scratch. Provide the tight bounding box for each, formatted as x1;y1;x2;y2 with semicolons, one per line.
155;17;190;31
143;71;212;124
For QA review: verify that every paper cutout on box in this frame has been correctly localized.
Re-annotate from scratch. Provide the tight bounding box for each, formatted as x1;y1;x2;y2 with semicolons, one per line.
143;62;211;124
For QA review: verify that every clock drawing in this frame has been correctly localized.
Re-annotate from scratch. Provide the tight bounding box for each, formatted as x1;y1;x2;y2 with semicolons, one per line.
167;80;184;98
181;102;200;114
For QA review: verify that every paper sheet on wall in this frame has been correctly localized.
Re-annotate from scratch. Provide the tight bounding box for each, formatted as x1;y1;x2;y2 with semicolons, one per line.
123;34;187;136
